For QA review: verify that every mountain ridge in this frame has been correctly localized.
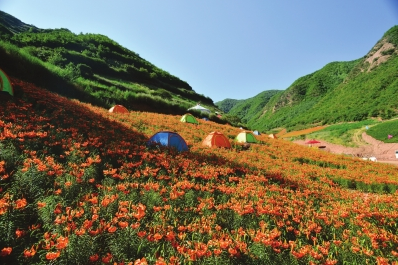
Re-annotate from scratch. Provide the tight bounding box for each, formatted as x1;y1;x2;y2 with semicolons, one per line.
217;25;398;132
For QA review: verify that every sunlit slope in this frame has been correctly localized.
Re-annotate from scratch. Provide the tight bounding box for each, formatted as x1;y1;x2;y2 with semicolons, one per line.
1;79;398;264
249;60;360;131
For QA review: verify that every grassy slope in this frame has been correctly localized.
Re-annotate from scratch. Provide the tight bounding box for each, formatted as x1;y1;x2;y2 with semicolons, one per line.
248;59;361;132
0;79;398;264
367;119;398;143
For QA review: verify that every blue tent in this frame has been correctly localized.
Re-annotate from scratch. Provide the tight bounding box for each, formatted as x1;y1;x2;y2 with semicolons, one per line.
147;131;189;152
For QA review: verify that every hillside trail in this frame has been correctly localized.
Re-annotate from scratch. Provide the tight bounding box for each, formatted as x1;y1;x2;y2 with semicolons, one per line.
352;128;368;147
294;132;398;166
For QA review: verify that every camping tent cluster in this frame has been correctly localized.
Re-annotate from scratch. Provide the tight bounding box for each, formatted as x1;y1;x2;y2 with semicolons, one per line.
146;113;261;152
104;105;262;152
3;69;265;153
4;79;261;153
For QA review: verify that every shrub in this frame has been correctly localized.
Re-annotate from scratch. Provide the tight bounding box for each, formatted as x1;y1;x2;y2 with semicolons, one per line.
381;48;395;56
77;63;93;78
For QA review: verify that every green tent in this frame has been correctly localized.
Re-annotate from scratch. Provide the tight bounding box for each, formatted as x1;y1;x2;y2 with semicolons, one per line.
0;68;14;96
235;131;258;143
180;113;199;124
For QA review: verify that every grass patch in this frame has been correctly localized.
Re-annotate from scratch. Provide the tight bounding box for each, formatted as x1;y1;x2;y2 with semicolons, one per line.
306;120;378;147
367;119;398;143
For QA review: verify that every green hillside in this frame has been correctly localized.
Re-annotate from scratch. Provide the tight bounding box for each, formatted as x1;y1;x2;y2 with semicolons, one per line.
0;10;222;119
220;25;398;133
216;98;243;113
216;90;281;126
249;59;361;131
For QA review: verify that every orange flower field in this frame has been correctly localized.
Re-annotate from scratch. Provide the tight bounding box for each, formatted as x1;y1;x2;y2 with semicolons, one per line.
0;79;398;264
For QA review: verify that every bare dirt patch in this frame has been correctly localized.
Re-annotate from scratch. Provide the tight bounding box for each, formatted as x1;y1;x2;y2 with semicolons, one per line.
294;132;398;166
364;39;394;71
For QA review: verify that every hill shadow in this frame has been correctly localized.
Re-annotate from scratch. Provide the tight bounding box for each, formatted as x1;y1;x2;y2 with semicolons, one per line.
0;45;108;108
4;78;307;192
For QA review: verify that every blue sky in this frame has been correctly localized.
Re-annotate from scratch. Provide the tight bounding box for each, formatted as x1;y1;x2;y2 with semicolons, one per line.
1;1;397;102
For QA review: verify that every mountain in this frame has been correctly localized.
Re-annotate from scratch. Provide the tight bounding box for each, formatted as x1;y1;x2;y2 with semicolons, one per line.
216;90;280;125
216;98;243;113
220;25;398;132
0;10;40;35
0;10;220;117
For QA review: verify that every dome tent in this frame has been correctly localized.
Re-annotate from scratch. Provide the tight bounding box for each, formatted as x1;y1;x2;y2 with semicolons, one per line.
0;68;14;96
202;131;231;149
147;131;189;152
187;104;211;114
109;105;129;114
235;131;258;143
180;113;199;124
253;130;261;135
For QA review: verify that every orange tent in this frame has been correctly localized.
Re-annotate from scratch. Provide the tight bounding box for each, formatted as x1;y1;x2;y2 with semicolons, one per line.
202;131;231;149
109;105;129;114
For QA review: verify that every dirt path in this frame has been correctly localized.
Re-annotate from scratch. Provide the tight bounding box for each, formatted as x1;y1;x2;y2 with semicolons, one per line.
294;132;398;166
352;128;368;146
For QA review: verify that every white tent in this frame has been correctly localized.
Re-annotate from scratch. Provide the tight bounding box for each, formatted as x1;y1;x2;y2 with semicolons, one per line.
188;104;211;114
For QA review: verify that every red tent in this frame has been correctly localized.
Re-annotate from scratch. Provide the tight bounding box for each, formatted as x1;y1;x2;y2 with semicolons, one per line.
305;139;321;144
202;131;231;149
109;105;129;114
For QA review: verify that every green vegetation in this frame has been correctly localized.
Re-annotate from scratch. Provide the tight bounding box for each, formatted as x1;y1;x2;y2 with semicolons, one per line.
248;59;364;131
216;98;242;113
216;90;281;129
367;119;398;143
383;25;398;46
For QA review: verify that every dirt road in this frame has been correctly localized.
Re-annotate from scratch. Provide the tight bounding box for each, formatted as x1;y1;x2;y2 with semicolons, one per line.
294;132;398;166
